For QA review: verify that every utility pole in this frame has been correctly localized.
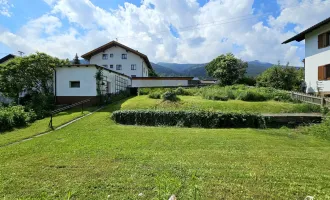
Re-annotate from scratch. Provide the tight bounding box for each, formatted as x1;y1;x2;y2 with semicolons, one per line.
18;51;24;57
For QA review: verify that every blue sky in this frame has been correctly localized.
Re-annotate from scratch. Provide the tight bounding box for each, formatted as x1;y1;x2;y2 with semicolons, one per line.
0;0;329;65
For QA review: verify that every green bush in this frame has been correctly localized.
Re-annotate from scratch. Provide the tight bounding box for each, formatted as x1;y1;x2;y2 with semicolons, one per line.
300;115;330;141
112;110;265;128
149;92;161;99
237;90;267;102
162;92;179;101
0;106;36;132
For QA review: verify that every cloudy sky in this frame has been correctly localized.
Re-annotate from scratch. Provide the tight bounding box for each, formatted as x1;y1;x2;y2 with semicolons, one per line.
0;0;330;66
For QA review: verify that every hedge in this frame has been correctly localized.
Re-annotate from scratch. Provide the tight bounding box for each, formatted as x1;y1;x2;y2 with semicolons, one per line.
0;105;37;132
111;110;266;128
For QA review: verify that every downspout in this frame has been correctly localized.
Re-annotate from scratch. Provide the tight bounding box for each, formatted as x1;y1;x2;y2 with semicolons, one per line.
54;69;57;104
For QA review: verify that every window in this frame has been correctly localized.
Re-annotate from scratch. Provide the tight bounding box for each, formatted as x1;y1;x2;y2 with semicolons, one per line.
318;31;330;49
122;54;127;59
131;64;136;70
131;75;136;77
102;65;108;68
116;64;122;70
318;64;330;80
110;64;113;69
102;54;108;60
110;53;113;58
70;81;80;88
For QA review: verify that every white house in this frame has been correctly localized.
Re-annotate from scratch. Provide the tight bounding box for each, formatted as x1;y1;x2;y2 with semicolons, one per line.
283;17;330;95
55;64;131;105
55;41;194;104
81;41;151;77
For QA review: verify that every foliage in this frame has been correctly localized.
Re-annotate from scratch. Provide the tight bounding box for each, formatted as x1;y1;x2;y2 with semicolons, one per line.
0;52;69;118
73;53;80;64
112;110;265;128
300;115;330;141
205;53;247;86
122;95;321;114
162;91;179;101
237;76;256;86
256;62;303;91
148;68;158;77
237;90;267;102
105;89;130;103
0;106;36;132
0;52;69;99
148;92;161;99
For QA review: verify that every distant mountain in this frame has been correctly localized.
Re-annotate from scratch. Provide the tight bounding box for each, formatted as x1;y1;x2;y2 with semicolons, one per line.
152;60;275;78
151;62;180;76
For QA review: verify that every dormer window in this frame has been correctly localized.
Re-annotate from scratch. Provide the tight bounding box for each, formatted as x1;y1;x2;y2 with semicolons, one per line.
122;54;127;59
102;54;108;60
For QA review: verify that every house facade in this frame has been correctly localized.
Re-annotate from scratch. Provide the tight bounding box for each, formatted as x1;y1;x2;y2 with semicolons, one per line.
55;64;131;105
81;41;151;78
283;17;330;95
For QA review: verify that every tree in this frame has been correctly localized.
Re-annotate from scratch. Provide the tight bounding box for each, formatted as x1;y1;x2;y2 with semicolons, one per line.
148;68;158;77
256;62;303;91
205;53;247;85
73;53;80;64
0;52;69;117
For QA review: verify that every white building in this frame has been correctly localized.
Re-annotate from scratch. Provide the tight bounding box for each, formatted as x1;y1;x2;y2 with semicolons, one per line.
283;17;330;95
55;41;193;104
55;64;131;105
81;41;151;78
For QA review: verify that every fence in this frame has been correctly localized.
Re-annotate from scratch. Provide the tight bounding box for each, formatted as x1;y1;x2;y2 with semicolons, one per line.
48;99;90;129
290;92;330;107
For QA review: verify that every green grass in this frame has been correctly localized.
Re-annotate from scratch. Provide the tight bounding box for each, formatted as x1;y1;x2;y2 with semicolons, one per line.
0;100;329;199
0;106;96;147
121;95;320;113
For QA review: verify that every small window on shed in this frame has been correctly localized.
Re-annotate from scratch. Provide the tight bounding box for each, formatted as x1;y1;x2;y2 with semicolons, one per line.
102;54;108;60
70;81;80;88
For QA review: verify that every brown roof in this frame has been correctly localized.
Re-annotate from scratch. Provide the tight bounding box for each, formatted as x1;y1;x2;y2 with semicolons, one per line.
59;64;131;79
81;41;152;69
132;77;194;80
282;17;330;44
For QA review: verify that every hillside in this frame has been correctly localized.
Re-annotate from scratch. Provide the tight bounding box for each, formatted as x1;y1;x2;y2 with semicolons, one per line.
152;60;274;78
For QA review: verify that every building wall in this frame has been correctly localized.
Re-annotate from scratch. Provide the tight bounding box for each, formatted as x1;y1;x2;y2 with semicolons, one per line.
55;66;131;105
56;67;98;97
132;79;189;87
305;22;330;93
89;46;149;77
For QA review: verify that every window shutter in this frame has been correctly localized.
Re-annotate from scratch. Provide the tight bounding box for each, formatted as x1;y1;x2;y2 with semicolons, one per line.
318;34;323;49
318;66;325;80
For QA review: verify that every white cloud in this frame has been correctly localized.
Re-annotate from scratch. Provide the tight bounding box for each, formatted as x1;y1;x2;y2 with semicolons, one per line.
0;0;13;17
1;0;330;66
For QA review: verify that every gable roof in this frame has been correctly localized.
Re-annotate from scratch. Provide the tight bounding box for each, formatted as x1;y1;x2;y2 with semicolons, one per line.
282;17;330;44
0;54;16;64
81;41;153;70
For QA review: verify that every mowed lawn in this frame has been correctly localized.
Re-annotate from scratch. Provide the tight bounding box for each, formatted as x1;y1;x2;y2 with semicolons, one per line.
0;106;96;147
0;100;330;199
121;95;320;113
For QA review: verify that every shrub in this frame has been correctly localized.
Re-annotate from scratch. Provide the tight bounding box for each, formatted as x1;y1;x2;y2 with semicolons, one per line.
112;110;265;128
149;92;161;99
0;106;37;132
300;115;330;141
237;90;267;102
162;92;179;102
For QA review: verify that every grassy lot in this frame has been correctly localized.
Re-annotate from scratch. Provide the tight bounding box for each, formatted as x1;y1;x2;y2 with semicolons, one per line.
121;95;320;113
0;106;96;147
0;100;329;199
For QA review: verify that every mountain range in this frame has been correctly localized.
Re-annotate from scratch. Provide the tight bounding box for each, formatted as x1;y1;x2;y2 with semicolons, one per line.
151;60;275;78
